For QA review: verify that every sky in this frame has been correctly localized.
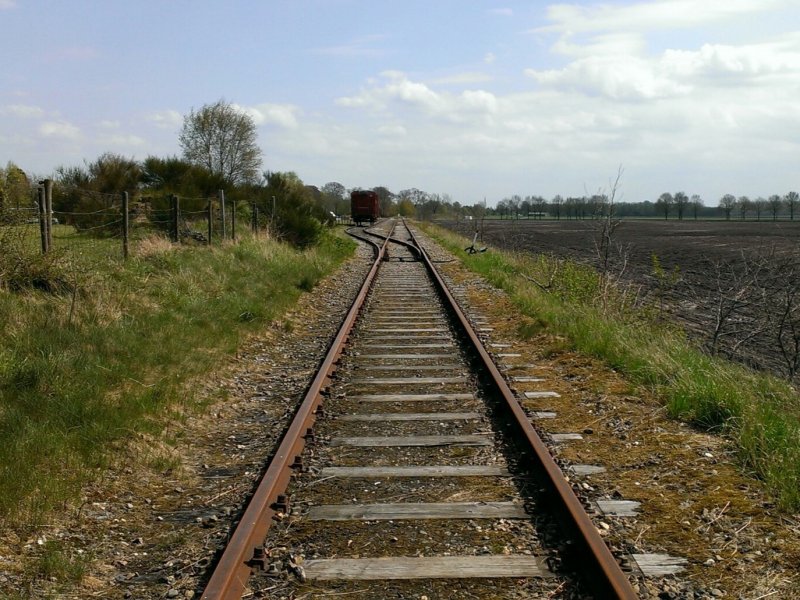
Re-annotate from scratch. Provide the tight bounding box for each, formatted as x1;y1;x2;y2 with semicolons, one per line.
1;0;799;206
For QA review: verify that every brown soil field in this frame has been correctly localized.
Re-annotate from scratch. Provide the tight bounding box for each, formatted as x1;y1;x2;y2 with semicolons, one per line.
439;218;800;379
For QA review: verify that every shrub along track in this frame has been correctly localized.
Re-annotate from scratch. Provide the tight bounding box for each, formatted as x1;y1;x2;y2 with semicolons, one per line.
200;219;637;599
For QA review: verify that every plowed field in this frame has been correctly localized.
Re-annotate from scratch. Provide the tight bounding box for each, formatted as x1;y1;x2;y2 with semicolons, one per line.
439;218;800;379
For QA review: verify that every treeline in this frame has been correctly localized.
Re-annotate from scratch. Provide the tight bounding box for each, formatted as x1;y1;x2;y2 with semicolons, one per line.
314;186;800;222
493;191;800;221
0;156;335;248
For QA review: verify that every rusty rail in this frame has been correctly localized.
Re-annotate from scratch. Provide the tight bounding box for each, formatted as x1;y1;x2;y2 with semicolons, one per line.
201;219;636;599
405;222;638;599
200;223;394;600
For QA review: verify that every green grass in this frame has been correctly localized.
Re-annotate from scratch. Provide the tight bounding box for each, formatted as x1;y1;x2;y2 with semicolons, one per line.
0;227;356;524
422;224;800;510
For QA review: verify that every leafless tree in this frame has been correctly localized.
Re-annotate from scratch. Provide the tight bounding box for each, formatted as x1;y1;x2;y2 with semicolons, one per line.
719;194;736;220
701;252;769;357
785;191;799;220
772;276;800;379
656;192;673;220
674;191;689;220
551;194;563;220
737;195;751;220
768;194;782;220
754;197;769;221
691;194;703;220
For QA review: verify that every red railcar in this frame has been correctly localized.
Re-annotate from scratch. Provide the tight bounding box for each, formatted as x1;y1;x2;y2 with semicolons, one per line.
350;190;380;225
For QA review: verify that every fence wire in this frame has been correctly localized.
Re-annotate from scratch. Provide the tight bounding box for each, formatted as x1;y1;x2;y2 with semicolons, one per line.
1;188;252;272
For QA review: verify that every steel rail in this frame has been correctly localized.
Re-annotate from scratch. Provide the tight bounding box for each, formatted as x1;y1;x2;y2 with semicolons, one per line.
404;222;638;600
200;223;394;600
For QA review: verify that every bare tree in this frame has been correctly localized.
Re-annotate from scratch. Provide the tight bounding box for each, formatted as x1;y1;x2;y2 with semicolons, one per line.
179;99;262;185
771;273;800;379
753;197;769;221
551;194;563;220
737;195;751;220
719;194;736;220
674;191;689;220
593;166;627;275
701;252;769;357
691;194;703;220
768;194;783;220
656;192;673;220
373;186;396;216
785;191;799;220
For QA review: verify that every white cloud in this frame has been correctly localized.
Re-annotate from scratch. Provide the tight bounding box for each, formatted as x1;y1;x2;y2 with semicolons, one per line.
0;0;16;9
483;52;496;65
237;103;299;128
39;121;81;140
527;33;800;100
662;37;800;79
146;110;183;129
337;72;498;123
1;104;45;118
527;54;691;100
99;120;121;129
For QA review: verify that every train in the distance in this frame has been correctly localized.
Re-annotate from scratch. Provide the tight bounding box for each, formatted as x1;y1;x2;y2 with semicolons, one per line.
350;190;380;225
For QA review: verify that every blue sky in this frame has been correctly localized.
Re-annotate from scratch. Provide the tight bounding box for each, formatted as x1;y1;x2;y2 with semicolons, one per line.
2;0;799;206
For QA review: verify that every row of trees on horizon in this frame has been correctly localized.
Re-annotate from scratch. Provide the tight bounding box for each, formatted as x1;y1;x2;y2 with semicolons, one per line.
492;190;800;221
1;99;798;227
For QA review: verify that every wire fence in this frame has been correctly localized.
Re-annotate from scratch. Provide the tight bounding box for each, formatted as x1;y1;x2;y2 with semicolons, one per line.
0;181;267;263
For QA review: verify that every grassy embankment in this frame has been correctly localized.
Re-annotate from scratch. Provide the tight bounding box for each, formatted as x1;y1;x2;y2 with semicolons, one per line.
422;223;800;510
0;226;356;524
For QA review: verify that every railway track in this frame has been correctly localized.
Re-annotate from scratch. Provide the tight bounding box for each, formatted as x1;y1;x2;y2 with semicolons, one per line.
200;220;638;599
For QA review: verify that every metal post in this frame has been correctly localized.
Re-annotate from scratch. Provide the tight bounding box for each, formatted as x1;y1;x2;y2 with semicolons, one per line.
207;198;213;245
44;179;53;250
122;191;129;259
231;199;236;241
37;186;48;253
219;189;226;240
171;194;180;243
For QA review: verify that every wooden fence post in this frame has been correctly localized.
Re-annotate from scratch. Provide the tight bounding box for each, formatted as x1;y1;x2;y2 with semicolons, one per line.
37;185;48;253
231;199;236;241
207;198;213;245
122;191;129;259
44;179;53;250
171;194;180;243
219;189;226;240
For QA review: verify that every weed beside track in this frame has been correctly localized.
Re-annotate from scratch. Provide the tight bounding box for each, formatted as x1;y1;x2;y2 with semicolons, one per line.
0;229;356;524
422;223;800;511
